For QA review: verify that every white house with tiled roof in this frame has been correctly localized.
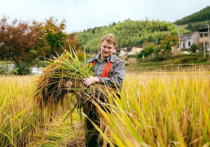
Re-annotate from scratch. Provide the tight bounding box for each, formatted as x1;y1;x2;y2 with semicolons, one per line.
179;31;200;49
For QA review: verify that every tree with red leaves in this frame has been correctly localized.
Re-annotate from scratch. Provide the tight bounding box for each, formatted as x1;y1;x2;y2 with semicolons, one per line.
64;33;81;51
0;16;44;63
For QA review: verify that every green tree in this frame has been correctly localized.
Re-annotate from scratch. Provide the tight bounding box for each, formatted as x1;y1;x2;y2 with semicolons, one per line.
153;46;161;57
160;35;178;53
137;43;155;58
189;43;198;53
43;17;67;58
175;6;210;25
76;19;187;52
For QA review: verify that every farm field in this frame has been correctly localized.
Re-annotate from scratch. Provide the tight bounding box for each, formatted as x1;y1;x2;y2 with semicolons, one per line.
0;71;210;147
0;76;81;147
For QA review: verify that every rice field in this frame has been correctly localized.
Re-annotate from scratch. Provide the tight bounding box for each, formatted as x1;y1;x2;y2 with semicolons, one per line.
1;71;210;146
0;76;76;147
95;71;210;147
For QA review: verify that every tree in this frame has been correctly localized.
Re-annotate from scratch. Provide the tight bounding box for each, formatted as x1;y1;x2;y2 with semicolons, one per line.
0;17;43;62
0;16;44;74
43;17;67;58
137;43;155;58
153;46;161;57
76;19;183;52
160;35;178;53
64;33;81;50
189;43;198;53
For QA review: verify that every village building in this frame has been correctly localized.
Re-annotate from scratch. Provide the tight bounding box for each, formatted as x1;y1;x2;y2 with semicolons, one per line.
115;46;143;57
178;27;210;51
179;31;200;50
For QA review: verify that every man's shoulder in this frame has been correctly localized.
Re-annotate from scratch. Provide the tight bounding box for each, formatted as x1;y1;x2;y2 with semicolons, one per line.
87;55;97;63
110;55;124;64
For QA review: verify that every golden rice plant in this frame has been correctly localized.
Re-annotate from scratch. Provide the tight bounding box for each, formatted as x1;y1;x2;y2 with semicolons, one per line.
0;76;36;147
90;71;210;147
0;76;74;147
34;49;117;115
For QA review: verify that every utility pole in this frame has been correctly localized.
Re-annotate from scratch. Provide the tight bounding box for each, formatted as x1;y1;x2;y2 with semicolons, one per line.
200;32;206;58
200;31;208;58
177;26;181;50
207;24;210;58
203;32;206;58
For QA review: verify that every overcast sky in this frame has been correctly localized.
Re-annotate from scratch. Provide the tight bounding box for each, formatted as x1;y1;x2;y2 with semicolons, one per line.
0;0;209;33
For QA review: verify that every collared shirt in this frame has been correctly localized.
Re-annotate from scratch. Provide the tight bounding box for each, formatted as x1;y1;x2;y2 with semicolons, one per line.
87;53;125;91
94;53;111;76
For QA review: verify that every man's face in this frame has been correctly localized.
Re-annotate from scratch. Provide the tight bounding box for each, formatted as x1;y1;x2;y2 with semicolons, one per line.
100;40;115;58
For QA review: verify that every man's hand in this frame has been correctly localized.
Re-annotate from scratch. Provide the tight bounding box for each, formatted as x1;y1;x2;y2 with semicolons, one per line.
83;76;100;87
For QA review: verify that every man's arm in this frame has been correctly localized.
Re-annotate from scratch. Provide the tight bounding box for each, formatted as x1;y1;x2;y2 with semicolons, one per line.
99;61;125;91
83;58;125;91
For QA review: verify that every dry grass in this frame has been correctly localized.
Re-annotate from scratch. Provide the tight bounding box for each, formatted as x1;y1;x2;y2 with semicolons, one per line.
0;76;75;147
34;50;117;115
93;71;210;147
1;70;210;147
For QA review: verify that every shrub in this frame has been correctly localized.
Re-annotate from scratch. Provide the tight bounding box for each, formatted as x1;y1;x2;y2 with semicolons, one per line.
196;57;208;63
189;43;198;53
125;63;129;66
150;56;165;62
173;56;196;64
127;54;136;58
172;56;207;64
137;44;156;58
16;61;31;75
0;61;18;75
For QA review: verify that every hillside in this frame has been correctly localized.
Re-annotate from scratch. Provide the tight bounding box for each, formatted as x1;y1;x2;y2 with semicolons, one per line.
76;19;187;52
175;6;210;25
174;6;210;31
75;6;210;52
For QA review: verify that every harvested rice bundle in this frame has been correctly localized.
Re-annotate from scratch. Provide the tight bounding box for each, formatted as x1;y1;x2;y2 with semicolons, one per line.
34;50;116;112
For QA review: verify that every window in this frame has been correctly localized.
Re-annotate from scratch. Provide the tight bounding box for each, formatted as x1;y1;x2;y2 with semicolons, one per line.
188;42;191;46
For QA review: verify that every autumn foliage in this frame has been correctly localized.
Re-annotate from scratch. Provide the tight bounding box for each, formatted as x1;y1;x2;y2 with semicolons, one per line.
0;16;81;74
0;17;43;62
160;35;178;51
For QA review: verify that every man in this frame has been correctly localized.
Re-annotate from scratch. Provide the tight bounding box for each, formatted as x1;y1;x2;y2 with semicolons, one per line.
83;33;125;147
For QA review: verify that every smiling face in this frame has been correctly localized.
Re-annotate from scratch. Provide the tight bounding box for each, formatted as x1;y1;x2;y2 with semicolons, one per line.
100;40;115;61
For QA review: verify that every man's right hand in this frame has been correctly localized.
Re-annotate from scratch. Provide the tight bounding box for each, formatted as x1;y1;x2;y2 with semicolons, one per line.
83;76;100;87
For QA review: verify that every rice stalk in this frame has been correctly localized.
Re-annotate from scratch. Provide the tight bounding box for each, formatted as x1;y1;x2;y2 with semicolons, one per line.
34;49;117;115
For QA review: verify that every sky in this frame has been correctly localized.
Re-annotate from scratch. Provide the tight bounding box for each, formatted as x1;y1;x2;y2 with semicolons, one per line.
0;0;209;33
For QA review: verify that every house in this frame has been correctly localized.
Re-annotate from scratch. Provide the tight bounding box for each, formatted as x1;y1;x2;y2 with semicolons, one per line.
115;47;128;57
129;46;143;54
179;31;200;50
115;46;143;57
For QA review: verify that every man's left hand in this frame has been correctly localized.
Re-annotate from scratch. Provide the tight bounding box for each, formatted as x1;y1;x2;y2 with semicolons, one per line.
83;76;100;87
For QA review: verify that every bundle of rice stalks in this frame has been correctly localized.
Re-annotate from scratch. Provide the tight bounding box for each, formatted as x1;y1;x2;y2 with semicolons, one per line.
34;50;117;113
